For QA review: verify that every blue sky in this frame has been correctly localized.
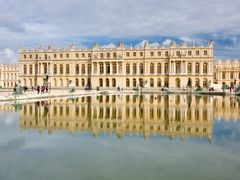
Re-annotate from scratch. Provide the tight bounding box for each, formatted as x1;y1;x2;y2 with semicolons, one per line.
0;0;240;63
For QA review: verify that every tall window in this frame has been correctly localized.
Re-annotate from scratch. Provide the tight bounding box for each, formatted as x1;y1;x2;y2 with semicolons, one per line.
133;78;137;87
24;65;27;74
126;78;130;87
157;78;161;87
99;78;103;87
164;63;168;74
75;64;79;74
82;64;85;74
88;64;91;74
133;63;137;74
150;63;154;74
113;63;117;74
150;78;154;87
126;63;130;74
139;63;144;74
204;50;208;55
203;62;208;74
66;53;69;58
100;63;104;74
195;63;200;74
60;65;63;74
107;53;110;59
157;63;161;74
106;78;110;87
222;72;226;79
82;79;85;87
196;50;200;55
106;63;110;74
54;64;57;74
113;52;117;58
187;63;192;74
29;65;33;74
66;64;70;74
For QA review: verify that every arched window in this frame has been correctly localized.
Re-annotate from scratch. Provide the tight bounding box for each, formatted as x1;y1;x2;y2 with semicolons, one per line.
126;78;130;87
139;63;144;74
203;78;208;88
54;64;57;74
195;78;200;87
139;78;144;87
112;78;116;87
187;63;192;74
54;78;57;87
195;63;200;74
203;62;208;74
24;65;27;74
164;63;168;74
150;78;154;87
150;63;154;74
133;63;137;74
87;64;91;74
82;64;85;74
99;78;103;87
75;64;79;74
66;64;70;74
76;78;79;87
157;63;161;74
29;65;33;74
175;78;180;88
82;78;85;87
100;63;104;74
106;78;109;87
113;63;117;74
60;64;63;74
126;63;130;74
157;78;161;87
133;78;137;87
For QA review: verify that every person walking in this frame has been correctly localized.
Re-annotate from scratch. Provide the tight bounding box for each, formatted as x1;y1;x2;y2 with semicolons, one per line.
37;85;40;94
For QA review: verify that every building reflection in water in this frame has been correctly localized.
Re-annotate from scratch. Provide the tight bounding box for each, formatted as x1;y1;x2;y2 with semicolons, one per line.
2;94;236;141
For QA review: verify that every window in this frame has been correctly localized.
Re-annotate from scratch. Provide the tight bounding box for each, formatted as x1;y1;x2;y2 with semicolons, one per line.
29;65;32;74
139;63;144;74
133;78;137;87
133;52;136;56
66;53;69;58
100;53;103;58
165;51;168;57
158;51;161;56
203;62;208;74
133;63;137;74
187;63;192;74
82;79;85;87
24;55;26;59
76;53;79;58
60;54;63;58
107;53;110;59
82;53;85;58
126;52;130;57
54;54;57;58
150;63;154;74
82;64;85;74
126;78;130;87
75;64;79;74
140;52;143;56
100;63;104;74
157;63;161;74
222;72;226;79
204;50;208;55
60;64;63;74
66;64;70;74
35;54;38;59
44;54;47;60
106;63;110;74
88;53;91;58
195;63;200;74
99;78;103;87
150;52;154;56
113;52;117;58
230;72;234;79
24;65;27;74
113;63;117;74
188;51;192;56
157;78;161;87
126;63;130;74
150;78;154;87
54;64;57;74
196;50;200;55
29;54;32;59
176;51;180;56
88;64;91;74
164;63;168;74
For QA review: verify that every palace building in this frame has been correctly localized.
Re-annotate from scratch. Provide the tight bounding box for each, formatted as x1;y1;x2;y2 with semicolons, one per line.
214;59;240;87
0;64;19;88
18;41;214;89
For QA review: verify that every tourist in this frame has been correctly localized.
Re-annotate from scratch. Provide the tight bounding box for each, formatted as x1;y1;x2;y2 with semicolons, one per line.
37;85;40;94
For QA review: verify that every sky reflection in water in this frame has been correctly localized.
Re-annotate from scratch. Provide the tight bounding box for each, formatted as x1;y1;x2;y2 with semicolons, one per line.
0;94;240;180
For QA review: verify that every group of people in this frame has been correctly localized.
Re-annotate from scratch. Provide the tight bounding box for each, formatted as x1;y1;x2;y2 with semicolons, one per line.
36;83;49;94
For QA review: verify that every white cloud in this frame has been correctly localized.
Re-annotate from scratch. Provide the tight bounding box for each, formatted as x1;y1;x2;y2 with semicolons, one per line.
162;39;172;46
0;48;18;64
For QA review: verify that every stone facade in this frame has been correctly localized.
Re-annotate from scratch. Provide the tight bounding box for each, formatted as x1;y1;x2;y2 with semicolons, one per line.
214;59;240;87
18;41;214;89
0;64;19;88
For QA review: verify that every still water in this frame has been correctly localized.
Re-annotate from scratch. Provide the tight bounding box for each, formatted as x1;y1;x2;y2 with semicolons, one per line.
0;94;240;180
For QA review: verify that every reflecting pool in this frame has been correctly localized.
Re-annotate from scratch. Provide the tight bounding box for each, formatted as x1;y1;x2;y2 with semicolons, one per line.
0;94;240;180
